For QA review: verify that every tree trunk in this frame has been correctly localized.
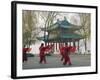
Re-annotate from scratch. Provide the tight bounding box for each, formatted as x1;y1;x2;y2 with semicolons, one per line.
56;43;57;51
84;38;87;51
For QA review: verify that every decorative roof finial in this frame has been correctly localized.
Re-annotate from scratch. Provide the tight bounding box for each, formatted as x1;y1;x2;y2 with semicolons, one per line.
64;16;66;20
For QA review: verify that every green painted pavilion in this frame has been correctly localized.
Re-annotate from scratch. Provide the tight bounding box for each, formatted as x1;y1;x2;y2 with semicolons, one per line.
37;17;83;51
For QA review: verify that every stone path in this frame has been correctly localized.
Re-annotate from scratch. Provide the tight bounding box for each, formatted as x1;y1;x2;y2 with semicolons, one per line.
23;54;91;69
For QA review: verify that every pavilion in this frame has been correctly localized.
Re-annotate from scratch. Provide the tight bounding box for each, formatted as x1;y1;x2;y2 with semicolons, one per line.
37;17;84;52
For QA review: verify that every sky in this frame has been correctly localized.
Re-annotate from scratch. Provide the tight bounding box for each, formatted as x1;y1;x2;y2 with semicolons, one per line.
34;11;81;37
37;11;81;28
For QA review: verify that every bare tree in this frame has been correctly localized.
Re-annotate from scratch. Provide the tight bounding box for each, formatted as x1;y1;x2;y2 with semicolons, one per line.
69;13;91;51
78;13;91;51
22;10;39;48
39;11;59;41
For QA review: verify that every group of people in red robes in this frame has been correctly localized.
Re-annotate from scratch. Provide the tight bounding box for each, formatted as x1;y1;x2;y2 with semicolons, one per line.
45;44;54;54
22;44;54;63
39;43;54;64
23;43;76;66
39;43;76;65
59;44;76;65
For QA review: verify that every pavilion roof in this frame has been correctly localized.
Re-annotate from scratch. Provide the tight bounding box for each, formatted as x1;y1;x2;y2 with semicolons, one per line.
41;18;82;31
37;33;84;42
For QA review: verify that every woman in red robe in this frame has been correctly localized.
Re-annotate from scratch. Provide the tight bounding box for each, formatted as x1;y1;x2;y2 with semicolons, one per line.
39;43;46;64
59;45;65;61
63;45;72;65
23;48;29;62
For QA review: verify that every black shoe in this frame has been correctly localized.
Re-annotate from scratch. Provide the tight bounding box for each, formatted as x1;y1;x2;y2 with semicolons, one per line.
63;63;67;65
68;63;72;66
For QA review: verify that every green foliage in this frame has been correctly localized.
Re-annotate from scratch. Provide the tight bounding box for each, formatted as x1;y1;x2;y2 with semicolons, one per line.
77;13;91;51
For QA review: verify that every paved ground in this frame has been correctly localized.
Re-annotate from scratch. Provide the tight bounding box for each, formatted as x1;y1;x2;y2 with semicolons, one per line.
23;54;91;69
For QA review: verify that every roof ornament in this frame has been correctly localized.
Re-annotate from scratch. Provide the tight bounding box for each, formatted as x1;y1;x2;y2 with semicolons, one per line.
64;16;67;20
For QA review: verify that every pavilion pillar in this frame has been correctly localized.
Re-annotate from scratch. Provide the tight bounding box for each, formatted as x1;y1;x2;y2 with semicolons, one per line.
45;42;47;46
47;42;49;45
56;42;57;51
62;43;63;46
63;43;65;47
68;42;69;46
54;43;55;52
73;41;76;47
69;42;71;46
64;43;66;46
50;43;52;45
60;43;63;47
63;43;64;46
65;42;68;46
46;42;48;46
60;43;62;48
59;43;60;49
77;40;79;52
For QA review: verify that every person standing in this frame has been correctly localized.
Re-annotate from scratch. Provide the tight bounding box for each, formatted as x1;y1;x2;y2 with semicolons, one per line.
39;43;46;64
59;45;65;61
63;44;72;65
23;48;29;62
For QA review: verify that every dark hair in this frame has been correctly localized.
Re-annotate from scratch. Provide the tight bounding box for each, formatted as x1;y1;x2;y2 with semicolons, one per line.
41;43;44;46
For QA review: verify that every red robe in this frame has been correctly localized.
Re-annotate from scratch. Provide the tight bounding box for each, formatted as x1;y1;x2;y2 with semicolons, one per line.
23;48;29;62
59;46;66;61
39;46;46;63
63;46;72;65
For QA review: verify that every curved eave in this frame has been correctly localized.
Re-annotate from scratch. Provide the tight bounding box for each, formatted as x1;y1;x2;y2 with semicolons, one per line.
37;33;84;42
41;20;82;32
60;33;83;39
47;25;82;32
